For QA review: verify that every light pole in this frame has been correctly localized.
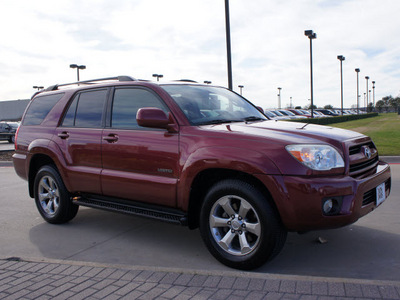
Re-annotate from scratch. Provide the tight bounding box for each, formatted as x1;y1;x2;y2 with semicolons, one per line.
33;86;44;91
152;74;163;81
337;55;345;115
70;64;86;81
355;68;360;114
305;30;317;118
277;87;282;109
372;81;376;109
365;76;369;111
364;92;366;111
238;85;244;95
225;0;233;90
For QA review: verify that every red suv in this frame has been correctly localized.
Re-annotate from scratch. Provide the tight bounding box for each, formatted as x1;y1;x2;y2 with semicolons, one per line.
13;76;391;270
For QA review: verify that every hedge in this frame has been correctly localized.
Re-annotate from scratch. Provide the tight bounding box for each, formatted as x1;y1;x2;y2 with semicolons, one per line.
287;113;378;125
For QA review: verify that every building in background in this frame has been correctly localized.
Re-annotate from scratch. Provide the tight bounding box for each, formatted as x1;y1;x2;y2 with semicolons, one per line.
0;100;29;121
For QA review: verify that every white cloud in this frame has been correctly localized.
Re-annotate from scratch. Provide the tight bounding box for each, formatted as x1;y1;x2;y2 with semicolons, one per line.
0;0;399;109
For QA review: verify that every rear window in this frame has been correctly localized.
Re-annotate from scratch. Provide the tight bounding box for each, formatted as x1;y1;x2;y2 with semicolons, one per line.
23;93;64;125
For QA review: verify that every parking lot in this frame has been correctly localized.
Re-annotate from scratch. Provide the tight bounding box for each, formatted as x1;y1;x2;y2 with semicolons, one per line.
0;156;399;283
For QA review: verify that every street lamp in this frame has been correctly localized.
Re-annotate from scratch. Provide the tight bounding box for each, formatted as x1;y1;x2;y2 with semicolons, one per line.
364;92;366;111
70;64;86;81
152;74;163;81
372;81;376;108
33;86;44;91
277;87;282;109
238;85;244;95
305;30;317;118
355;68;360;114
365;76;369;111
225;0;233;90
337;55;345;115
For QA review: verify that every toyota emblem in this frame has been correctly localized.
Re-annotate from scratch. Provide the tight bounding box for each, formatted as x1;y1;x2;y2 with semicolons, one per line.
363;146;372;159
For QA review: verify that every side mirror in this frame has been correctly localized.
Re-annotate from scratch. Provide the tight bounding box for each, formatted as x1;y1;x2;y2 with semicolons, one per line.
137;107;176;132
256;106;264;114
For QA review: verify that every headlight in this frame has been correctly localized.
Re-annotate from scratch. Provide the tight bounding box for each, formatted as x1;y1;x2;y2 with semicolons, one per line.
285;144;344;171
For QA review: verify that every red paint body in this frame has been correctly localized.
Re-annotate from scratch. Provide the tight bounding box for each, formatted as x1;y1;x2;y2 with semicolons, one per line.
13;81;391;232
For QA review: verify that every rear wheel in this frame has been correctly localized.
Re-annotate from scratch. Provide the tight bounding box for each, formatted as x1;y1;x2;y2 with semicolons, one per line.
199;179;287;270
34;165;79;224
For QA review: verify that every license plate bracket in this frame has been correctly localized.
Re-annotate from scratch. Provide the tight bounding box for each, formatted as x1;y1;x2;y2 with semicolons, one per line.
376;182;386;206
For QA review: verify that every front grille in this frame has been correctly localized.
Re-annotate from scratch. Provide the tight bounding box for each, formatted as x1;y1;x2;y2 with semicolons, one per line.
349;141;375;155
350;156;379;173
348;140;378;178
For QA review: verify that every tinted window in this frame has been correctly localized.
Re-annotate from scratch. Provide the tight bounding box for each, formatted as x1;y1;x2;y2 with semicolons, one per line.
162;85;266;125
111;88;168;129
62;89;107;128
62;95;78;127
23;93;64;125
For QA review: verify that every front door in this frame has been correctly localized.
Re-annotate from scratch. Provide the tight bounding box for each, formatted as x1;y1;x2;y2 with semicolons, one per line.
101;87;179;207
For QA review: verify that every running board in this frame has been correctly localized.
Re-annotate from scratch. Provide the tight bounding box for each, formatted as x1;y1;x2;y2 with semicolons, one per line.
73;196;188;226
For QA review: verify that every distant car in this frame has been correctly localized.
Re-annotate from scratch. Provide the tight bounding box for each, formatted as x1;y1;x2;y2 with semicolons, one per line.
315;109;339;116
0;121;19;143
264;110;282;120
278;110;307;119
269;110;292;120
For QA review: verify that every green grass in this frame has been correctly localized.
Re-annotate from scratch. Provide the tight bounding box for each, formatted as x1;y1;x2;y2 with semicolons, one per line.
330;113;400;156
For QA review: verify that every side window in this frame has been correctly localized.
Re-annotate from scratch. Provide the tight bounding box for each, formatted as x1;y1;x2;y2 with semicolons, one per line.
111;88;168;129
23;93;64;125
62;89;107;128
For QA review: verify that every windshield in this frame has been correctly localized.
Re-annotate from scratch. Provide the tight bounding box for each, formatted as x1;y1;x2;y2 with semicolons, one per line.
161;85;267;125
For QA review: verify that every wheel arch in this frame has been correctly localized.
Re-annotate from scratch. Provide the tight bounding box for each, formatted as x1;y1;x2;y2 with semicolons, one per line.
187;168;281;230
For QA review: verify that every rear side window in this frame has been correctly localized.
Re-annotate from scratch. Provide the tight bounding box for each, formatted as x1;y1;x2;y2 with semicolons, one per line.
62;89;108;128
23;93;64;125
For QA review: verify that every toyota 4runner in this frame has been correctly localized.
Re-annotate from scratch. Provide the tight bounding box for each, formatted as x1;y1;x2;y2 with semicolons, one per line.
13;76;391;270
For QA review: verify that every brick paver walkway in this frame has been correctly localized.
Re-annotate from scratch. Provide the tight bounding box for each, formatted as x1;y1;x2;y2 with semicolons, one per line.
0;257;399;299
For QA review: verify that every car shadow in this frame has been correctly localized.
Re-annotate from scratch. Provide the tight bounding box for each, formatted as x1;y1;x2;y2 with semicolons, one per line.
29;207;400;281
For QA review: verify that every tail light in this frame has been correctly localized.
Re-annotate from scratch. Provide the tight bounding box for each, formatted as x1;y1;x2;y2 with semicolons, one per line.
14;126;20;150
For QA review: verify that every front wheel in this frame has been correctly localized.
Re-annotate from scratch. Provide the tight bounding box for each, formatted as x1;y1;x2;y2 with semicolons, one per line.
199;179;287;270
34;165;79;224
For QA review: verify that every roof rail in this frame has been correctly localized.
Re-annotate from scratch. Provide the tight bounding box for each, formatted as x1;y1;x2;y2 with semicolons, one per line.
45;76;137;91
174;79;198;83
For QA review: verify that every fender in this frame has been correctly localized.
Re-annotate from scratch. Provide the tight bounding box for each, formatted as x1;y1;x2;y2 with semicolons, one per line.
177;146;281;210
27;138;72;196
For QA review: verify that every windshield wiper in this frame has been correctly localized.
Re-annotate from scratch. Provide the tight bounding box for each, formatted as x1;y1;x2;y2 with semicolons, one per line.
196;119;242;125
243;116;265;123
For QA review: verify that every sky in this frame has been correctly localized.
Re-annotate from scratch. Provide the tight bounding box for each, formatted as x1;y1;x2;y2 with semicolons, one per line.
1;0;400;109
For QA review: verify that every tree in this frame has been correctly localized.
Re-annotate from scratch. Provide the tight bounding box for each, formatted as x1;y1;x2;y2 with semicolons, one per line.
376;100;385;113
324;104;333;109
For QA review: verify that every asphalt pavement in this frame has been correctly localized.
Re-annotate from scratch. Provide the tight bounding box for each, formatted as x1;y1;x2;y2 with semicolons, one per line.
0;149;399;299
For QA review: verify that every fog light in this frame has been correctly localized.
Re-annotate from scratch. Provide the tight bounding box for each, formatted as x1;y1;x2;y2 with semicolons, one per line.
321;197;343;216
323;199;334;214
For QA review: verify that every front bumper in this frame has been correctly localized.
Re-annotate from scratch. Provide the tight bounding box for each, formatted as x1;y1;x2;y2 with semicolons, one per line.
256;161;391;232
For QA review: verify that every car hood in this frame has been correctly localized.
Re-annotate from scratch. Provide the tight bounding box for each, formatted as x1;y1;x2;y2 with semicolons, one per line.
204;120;365;147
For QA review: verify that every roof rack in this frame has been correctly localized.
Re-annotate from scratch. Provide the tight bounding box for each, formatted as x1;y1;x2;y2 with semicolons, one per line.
45;76;137;91
174;79;198;83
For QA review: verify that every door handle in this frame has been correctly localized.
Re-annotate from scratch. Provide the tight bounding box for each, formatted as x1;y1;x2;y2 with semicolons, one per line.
57;132;69;139
103;134;118;143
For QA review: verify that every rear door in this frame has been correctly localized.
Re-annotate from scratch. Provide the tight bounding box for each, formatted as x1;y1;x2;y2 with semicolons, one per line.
54;88;108;194
101;87;179;207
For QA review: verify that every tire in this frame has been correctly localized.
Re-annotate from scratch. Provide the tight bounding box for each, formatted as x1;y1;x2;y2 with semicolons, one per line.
199;179;287;270
34;165;79;224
